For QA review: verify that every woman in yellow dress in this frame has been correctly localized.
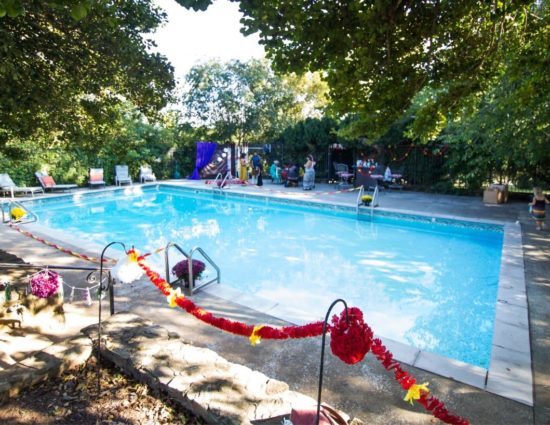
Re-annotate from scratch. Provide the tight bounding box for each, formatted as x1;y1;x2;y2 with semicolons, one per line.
239;153;248;182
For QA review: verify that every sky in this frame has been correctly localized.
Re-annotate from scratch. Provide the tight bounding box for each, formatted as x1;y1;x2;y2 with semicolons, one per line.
151;0;265;82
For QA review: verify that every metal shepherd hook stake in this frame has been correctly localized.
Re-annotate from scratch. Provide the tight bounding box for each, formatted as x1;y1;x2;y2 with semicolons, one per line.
97;241;127;393
316;299;349;425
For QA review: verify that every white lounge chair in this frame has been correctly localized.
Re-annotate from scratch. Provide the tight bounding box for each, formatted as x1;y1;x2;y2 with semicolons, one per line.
35;171;78;192
139;166;157;183
115;165;132;186
0;173;44;197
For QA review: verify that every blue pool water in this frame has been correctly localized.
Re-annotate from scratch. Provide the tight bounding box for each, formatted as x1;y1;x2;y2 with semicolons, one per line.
25;186;503;368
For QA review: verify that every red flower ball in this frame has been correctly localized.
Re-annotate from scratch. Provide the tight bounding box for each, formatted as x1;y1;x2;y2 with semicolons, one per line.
330;307;373;365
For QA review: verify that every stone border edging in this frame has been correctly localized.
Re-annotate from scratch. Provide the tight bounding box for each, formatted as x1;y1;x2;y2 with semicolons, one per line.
82;312;362;425
0;335;92;400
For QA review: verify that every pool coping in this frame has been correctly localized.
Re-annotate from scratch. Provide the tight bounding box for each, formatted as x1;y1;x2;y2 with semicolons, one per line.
12;182;533;406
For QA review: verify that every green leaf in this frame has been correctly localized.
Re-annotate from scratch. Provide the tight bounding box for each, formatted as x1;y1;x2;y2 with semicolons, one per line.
70;3;88;21
5;0;24;17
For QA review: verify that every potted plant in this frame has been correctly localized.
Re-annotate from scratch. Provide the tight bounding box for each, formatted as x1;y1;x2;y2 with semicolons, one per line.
171;259;206;287
361;195;373;206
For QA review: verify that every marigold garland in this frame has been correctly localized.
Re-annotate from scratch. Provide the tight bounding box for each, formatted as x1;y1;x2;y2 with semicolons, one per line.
405;383;430;405
136;255;470;425
249;325;265;346
136;256;325;340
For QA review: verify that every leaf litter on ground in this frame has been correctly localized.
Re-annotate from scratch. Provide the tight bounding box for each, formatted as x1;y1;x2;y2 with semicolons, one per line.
0;355;205;424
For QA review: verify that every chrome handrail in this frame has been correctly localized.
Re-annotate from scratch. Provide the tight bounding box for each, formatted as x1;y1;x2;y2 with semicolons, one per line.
164;242;190;286
164;242;220;295
188;246;220;295
356;185;364;213
220;171;232;189
371;185;379;210
213;171;232;190
213;172;223;189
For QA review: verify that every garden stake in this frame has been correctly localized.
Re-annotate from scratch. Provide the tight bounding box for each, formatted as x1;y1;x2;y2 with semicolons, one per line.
316;299;349;425
97;241;127;394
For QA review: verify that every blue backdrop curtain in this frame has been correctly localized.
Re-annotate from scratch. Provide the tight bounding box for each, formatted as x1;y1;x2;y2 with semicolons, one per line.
189;141;218;180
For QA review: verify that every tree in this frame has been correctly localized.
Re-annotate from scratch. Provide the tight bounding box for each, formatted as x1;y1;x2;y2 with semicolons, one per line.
0;0;175;144
181;59;303;144
177;0;543;140
277;117;340;162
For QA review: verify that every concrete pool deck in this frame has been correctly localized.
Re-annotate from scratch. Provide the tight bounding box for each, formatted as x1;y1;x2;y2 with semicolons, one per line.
1;181;549;424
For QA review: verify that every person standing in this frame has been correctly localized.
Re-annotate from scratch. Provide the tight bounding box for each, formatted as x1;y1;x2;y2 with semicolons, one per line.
256;161;264;186
529;187;549;231
251;152;261;184
239;153;248;182
269;160;281;183
303;154;316;190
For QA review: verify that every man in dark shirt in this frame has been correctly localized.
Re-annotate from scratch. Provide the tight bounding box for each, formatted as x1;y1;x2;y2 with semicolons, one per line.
251;152;261;184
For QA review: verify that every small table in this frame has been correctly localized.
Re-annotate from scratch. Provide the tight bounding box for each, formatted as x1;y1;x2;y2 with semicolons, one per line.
338;172;354;188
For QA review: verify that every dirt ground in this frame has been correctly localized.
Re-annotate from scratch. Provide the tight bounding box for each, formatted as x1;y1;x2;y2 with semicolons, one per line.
0;355;205;425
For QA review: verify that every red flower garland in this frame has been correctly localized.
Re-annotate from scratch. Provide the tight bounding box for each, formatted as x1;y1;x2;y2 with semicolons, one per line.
329;307;373;365
136;256;469;425
137;257;325;340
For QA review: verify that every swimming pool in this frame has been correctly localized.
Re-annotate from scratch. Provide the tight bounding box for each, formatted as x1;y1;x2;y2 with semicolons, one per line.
24;185;503;368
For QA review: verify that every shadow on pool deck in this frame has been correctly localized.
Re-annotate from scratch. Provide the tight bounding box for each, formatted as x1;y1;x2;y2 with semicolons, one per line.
1;183;549;424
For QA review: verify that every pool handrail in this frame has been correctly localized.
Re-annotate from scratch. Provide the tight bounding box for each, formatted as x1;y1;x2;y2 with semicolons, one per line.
164;242;221;295
356;185;364;213
189;246;220;295
2;200;38;225
371;184;379;210
213;171;232;190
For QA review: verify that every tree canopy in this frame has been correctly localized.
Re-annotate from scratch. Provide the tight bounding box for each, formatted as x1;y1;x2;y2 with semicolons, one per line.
0;0;174;144
181;59;328;144
177;0;545;140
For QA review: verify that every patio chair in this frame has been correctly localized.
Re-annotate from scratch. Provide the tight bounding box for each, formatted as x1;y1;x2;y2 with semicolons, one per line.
115;165;132;186
0;173;44;197
35;172;77;192
139;165;156;183
387;166;405;190
334;163;354;188
88;168;106;189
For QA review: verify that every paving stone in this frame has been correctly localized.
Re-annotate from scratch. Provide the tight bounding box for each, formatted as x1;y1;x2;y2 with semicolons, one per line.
88;312;353;424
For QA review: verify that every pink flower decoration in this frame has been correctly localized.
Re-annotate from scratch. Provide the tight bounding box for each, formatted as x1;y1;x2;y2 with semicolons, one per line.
30;270;61;298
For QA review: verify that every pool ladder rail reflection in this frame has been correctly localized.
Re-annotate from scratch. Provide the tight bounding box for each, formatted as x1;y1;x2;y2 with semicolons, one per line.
164;242;221;295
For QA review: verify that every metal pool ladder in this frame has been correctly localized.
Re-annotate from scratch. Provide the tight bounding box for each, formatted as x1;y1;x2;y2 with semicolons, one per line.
356;184;379;213
164;242;221;295
213;171;232;190
1;200;38;225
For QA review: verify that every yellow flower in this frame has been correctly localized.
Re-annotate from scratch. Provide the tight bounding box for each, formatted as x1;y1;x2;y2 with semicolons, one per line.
249;325;265;346
167;287;182;308
128;249;139;262
404;382;430;405
10;207;27;221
